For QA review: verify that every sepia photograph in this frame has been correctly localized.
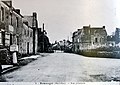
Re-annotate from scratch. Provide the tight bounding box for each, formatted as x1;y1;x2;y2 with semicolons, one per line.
0;0;120;84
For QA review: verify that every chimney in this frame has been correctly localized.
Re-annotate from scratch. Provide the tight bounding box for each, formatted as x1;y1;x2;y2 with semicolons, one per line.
43;23;44;32
15;9;20;14
103;26;105;28
77;29;80;31
33;12;37;19
89;24;91;27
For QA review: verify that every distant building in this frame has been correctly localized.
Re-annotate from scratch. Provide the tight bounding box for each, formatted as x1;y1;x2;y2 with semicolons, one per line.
72;25;107;53
72;29;82;52
115;28;120;44
37;24;50;52
107;35;115;47
52;40;72;52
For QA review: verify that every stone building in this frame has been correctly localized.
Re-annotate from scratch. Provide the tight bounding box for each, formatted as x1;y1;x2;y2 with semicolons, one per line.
107;35;115;47
0;0;11;48
11;9;23;53
0;0;38;64
72;25;107;53
37;24;50;52
19;21;33;55
0;0;23;49
23;12;38;54
72;29;82;52
0;0;39;55
0;0;23;64
115;28;120;44
0;0;13;64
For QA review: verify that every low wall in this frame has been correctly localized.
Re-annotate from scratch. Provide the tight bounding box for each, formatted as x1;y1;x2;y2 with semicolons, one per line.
75;47;120;59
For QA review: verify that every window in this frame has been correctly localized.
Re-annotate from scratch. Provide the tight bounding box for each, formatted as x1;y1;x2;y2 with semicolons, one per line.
5;34;10;46
77;38;79;42
30;32;32;37
1;7;4;21
0;32;2;45
10;13;12;25
100;38;103;43
16;17;19;27
2;31;5;46
24;30;26;35
10;34;12;45
95;38;98;43
77;45;79;50
17;36;19;45
27;30;29;36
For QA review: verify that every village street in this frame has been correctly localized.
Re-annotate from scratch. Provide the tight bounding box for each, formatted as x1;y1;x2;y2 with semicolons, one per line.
2;51;120;82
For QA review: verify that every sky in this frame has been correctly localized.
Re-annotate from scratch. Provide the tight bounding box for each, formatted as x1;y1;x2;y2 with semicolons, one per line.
12;0;120;43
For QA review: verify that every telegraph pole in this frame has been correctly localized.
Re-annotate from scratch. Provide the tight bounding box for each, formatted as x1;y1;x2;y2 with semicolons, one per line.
33;27;35;54
32;12;38;54
42;23;45;52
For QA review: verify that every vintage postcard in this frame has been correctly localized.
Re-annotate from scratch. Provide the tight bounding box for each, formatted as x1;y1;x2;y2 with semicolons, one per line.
0;0;120;85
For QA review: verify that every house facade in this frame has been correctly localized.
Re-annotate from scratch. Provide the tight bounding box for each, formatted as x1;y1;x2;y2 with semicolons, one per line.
107;35;116;47
72;25;107;53
23;12;38;54
0;0;39;64
0;0;11;48
20;22;33;55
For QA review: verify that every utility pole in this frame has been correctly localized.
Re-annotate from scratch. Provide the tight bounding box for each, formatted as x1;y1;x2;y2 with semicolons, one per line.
33;27;35;54
32;12;38;54
42;23;45;52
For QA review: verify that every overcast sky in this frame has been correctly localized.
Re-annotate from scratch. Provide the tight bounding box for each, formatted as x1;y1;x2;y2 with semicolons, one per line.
12;0;120;43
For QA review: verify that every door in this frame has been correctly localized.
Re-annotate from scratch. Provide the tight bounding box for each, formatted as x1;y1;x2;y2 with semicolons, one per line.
2;31;5;46
27;42;29;54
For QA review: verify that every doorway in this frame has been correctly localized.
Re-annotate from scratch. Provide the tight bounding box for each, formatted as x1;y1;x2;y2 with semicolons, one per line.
27;42;29;54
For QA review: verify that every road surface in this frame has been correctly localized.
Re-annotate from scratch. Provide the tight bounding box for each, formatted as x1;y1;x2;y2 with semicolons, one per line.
2;52;120;82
